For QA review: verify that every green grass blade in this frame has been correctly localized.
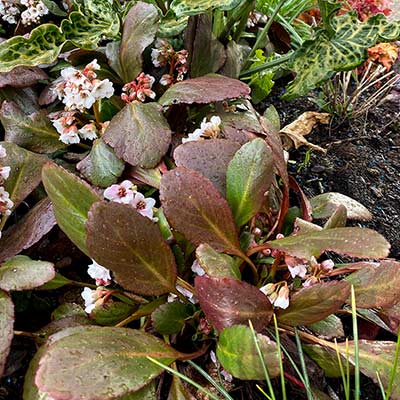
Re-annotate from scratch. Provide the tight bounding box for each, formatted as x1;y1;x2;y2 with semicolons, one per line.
351;285;360;400
273;315;287;400
294;327;313;400
377;372;387;399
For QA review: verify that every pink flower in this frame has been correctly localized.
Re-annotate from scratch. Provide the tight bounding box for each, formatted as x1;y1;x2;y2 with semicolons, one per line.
87;259;112;286
79;122;98;140
285;255;308;278
0;186;13;216
104;180;135;204
131;192;156;220
0;166;11;180
0;145;6;158
191;260;205;276
321;259;335;272
121;73;156;103
81;287;103;314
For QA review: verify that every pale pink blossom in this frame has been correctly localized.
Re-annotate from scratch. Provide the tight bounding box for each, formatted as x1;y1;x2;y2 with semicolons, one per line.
131;192;156;220
321;259;335;272
168;284;197;304
191;260;205;276
182;115;221;143
0;186;13;216
103;180;135;204
274;286;290;309
87;260;112;286
81;287;102;314
285;255;308;278
0;145;6;158
79;122;98;140
260;283;289;309
0;166;10;180
59;125;80;144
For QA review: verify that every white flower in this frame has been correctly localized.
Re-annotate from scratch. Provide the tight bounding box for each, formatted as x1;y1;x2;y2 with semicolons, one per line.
321;259;335;271
87;260;112;286
104;180;135;204
182;115;221;143
0;145;6;158
20;0;49;25
0;186;13;216
168;284;197;304
92;79;114;99
191;260;205;276
81;287;99;314
59;126;80;144
182;128;204;144
79;123;98;140
0;166;10;180
287;263;307;278
0;1;21;24
131;192;156;220
273;286;290;309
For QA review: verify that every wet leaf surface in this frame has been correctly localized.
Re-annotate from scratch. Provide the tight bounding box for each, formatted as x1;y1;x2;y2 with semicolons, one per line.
0;66;48;88
160;167;241;255
277;281;350;326
103;102;172;168
158;74;250;105
0;255;55;291
217;325;280;380
195;276;272;332
87;201;177;295
0;290;14;376
152;302;193;335
42;163;101;255
35;326;179;400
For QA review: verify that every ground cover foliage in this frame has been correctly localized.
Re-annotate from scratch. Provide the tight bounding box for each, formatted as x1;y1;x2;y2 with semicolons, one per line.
0;0;400;398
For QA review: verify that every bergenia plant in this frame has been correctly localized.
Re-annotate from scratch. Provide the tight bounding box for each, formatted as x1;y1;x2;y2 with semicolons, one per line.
0;0;399;399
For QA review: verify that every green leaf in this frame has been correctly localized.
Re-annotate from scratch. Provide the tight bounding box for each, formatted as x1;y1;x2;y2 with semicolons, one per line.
42;163;101;255
268;227;390;260
323;204;347;229
307;315;344;340
283;13;400;99
0;142;47;228
158;74;250;106
250;71;275;104
160;167;242;255
0;101;65;153
23;346;49;400
310;192;372;220
119;381;156;400
0;255;55;291
170;0;242;17
195;276;272;332
345;260;400;309
159;11;189;37
35;326;179;400
0;197;56;264
195;243;240;279
173;139;240;196
217;325;280;380
119;2;159;82
263;104;280;131
0;290;13;376
42;0;68;16
77;139;125;188
51;303;86;321
226;138;274;227
277;281;350;326
152;302;193;335
103;102;172;168
91;301;135;326
86;201;177;295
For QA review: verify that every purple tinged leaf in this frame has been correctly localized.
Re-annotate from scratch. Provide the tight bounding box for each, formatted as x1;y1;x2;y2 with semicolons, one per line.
345;260;400;309
0;101;65;153
276;281;350;326
217;325;280;380
0;291;13;376
42;163;101;256
195;276;273;332
87;201;177;295
0;66;48;88
173;139;240;196
268;227;390;260
0;197;56;263
160;167;242;255
119;2;159;83
35;326;179;400
158;74;250;106
0;255;55;291
103;102;172;168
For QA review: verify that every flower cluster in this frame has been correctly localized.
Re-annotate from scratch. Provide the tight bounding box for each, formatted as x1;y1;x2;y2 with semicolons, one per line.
0;0;20;24
121;72;156;103
341;0;391;21
151;39;188;86
54;59;114;111
0;144;13;239
48;111;106;145
20;0;48;25
103;180;157;221
260;283;290;309
182;116;222;144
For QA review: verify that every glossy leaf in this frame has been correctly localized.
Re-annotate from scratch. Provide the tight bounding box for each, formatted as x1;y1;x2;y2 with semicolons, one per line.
0;101;64;153
0;66;48;88
303;344;346;378
87;201;177;295
119;2;159;82
0;197;56;263
152;302;193;335
0;255;54;292
0;290;13;376
42;163;101;255
103;102;172;168
0;142;47;227
119;381;156;400
310;192;372;220
76;139;125;188
277;281;350;326
158;74;250;106
170;0;241;17
23;347;50;400
38;273;73;291
160;167;242;255
268;227;390;260
226;138;274;227
195;276;272;332
91;302;135;326
159;11;189;37
308;315;344;340
345;260;400;309
216;325;280;380
195;243;240;279
284;13;400;99
35;326;179;400
173;139;240;196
